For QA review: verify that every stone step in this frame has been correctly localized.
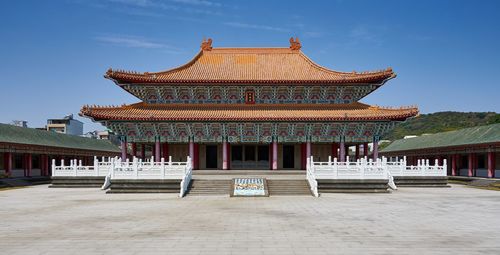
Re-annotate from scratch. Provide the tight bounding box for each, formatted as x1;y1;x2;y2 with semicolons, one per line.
50;177;105;188
317;179;389;193
187;180;231;196
106;189;179;194
267;180;312;196
49;184;102;188
320;188;391;193
107;179;182;194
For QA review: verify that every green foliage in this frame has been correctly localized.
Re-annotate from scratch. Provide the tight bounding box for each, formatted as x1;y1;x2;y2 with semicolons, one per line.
384;111;500;140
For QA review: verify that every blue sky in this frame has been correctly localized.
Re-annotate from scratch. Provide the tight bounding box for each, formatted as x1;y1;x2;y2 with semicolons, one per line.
0;0;499;132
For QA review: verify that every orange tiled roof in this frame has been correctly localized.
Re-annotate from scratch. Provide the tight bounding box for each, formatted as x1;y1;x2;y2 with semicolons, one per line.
105;38;395;85
80;102;418;122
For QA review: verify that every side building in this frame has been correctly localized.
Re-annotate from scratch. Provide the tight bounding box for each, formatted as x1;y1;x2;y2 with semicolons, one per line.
0;123;120;177
380;123;500;178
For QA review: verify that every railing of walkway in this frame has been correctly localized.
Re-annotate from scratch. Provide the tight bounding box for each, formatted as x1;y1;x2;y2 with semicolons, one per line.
52;156;193;197
306;156;447;196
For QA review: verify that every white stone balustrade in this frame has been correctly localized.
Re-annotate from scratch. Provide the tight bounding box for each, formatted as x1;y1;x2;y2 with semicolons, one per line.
52;156;193;197
52;157;113;177
306;156;447;197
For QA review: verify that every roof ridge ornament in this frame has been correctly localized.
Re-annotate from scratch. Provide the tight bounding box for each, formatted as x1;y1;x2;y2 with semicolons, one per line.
201;37;213;51
289;37;301;50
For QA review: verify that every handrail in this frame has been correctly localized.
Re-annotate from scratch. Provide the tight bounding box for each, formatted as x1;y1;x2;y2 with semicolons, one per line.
179;156;192;197
306;156;319;197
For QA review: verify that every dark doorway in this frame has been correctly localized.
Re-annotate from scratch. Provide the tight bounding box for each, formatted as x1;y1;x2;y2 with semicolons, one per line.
244;145;256;161
257;146;269;161
231;145;243;161
206;145;218;168
283;145;295;168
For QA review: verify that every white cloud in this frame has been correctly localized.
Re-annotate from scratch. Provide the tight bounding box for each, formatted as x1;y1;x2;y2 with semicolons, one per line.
223;22;290;32
171;0;222;7
94;35;179;50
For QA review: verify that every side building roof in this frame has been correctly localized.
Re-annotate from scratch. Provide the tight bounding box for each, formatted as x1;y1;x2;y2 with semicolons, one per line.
0;123;120;153
381;123;500;153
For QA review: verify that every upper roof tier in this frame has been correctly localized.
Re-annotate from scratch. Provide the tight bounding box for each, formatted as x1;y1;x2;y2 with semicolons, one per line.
105;38;396;85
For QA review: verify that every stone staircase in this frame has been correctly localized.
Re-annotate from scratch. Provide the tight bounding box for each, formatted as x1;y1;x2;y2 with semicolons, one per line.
187;179;231;196
267;180;312;196
106;179;181;193
186;179;313;196
50;177;105;188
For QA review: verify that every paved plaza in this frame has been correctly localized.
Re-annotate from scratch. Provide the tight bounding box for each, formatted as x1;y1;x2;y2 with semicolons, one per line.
1;185;499;255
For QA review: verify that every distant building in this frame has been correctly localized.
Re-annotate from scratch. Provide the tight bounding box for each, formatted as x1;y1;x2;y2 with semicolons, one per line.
46;114;83;136
380;124;499;178
97;130;110;140
11;120;28;128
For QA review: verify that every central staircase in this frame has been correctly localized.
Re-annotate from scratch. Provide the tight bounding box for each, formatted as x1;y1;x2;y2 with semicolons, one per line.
186;178;312;196
187;180;232;195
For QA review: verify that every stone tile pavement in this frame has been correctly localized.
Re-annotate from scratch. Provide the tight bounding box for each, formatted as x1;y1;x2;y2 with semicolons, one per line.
1;185;499;254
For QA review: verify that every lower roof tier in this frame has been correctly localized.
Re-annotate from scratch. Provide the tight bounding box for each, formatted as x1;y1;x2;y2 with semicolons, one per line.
80;102;418;122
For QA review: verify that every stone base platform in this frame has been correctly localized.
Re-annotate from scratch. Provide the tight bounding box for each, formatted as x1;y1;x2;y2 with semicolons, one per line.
317;179;390;193
106;179;181;193
394;176;449;187
49;176;105;188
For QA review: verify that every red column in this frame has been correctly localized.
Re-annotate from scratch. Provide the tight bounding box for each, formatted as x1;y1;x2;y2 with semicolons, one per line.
223;141;228;170
301;143;306;170
189;140;194;167
373;137;379;160
339;139;345;162
487;151;494;178
193;143;199;170
227;142;231;170
272;140;278;170
141;144;146;159
355;144;360;160
451;154;457;176
155;140;161;162
468;153;473;177
162;143;169;160
121;139;127;162
4;152;12;177
131;143;137;158
363;142;369;157
27;154;32;177
332;143;339;159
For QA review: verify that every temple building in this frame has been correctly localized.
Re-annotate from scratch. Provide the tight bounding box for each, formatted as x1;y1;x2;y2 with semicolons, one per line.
80;38;418;170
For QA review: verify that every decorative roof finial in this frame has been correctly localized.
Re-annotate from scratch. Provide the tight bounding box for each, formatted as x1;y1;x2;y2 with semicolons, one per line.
201;37;213;51
289;37;301;50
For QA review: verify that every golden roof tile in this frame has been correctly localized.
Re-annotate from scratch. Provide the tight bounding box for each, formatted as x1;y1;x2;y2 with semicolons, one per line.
105;38;395;84
80;102;418;122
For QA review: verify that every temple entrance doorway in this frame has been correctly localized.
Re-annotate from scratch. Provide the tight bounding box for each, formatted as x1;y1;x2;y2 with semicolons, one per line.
282;145;295;169
231;144;269;169
205;145;218;169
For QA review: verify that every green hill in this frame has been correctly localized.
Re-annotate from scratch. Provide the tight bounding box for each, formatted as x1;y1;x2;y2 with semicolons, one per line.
384;111;500;141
